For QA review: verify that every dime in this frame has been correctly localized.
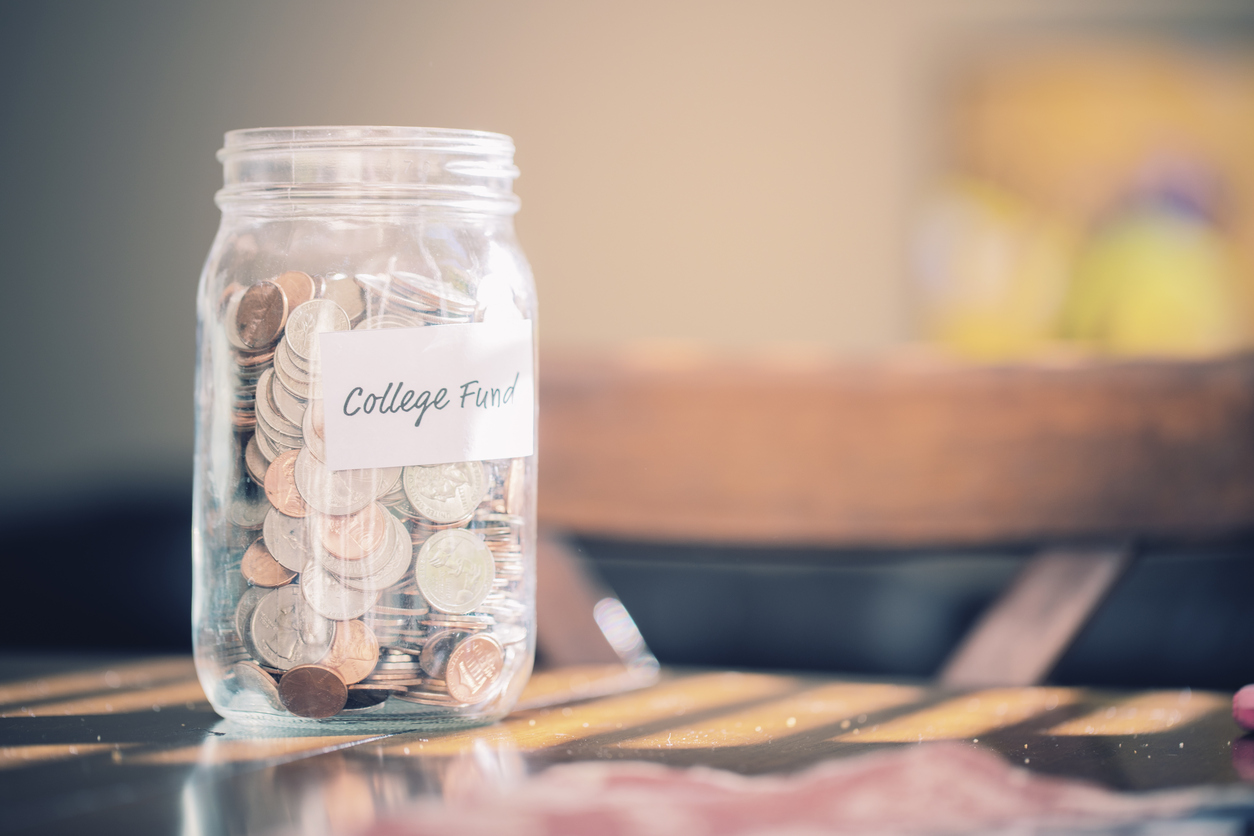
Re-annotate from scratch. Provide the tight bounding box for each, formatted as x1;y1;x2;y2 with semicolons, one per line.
270;370;307;426
253;422;280;462
323;275;366;322
223;289;250;351
256;369;303;438
273;270;316;310
445;634;504;704
250;585;336;671
262;508;315;573
402;461;487;524
317;619;380;685
293;447;378;516
241;538;297;587
278;665;348;718
244;435;269;487
229;488;270;530
301;563;380;621
230;660;285;712
264;450;309;518
414;528;494;615
322;503;390;561
234;586;270;651
284;299;349;364
419;629;460;678
236;281;288;349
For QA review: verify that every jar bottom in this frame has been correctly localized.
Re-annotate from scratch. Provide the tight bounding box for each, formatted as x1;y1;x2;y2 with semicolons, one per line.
215;703;507;734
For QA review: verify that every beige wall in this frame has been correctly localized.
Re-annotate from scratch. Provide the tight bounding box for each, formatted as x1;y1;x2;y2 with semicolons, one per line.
0;0;1242;502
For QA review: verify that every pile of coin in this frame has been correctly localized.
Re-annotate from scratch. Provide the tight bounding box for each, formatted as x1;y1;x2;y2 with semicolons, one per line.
210;270;528;720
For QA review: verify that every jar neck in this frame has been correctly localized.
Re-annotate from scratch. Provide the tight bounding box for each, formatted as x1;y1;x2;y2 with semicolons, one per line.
216;126;520;216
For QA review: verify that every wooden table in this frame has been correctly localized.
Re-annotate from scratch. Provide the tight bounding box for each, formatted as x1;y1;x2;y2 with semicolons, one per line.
2;655;1252;834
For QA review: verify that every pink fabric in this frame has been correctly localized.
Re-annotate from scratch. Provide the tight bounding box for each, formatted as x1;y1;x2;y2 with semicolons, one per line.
1233;685;1254;731
362;743;1220;836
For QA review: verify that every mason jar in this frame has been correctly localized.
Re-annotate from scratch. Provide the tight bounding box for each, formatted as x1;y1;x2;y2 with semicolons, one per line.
192;126;537;730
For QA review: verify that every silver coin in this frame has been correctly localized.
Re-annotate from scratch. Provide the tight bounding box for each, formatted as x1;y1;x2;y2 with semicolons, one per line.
341;515;414;592
262;508;317;573
414;528;495;615
354;313;424;331
270;369;307;426
249;585;335;671
302;402;326;463
274;341;312;396
402;461;488;524
376;465;403;499
293;447;379;516
301;563;380;621
229;489;270;530
234;586;270;652
253;419;281;462
322;275;366;322
244;434;269;487
255;369;303;438
229;661;285;712
223;289;250;351
284;299;349;363
492;624;528;646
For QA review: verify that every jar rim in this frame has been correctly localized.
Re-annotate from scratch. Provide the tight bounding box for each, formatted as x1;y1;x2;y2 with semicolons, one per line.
219;125;515;159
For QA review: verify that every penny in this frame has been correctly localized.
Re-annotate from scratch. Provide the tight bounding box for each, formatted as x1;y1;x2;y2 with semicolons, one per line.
414;528;495;615
322;275;366;322
301;563;380;621
402;461;487;524
322;503;390;561
278;665;348;718
262;508;316;573
293;447;378;516
273;270;317;310
241;538;297;587
284;299;349;363
230;660;285;712
445;634;504;704
250;585;336;671
244;434;269;487
318;619;381;684
236;281;288;349
264;450;309;517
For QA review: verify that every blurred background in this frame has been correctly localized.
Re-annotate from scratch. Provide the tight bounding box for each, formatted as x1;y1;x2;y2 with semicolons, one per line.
3;0;1254;689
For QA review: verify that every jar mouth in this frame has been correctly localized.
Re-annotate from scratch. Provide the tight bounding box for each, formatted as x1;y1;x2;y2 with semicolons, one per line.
217;125;520;214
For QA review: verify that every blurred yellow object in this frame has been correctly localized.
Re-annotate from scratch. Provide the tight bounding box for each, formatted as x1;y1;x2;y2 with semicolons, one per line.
1060;209;1246;356
916;179;1077;360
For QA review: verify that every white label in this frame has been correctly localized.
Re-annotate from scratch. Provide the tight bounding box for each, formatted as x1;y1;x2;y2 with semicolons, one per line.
319;321;534;471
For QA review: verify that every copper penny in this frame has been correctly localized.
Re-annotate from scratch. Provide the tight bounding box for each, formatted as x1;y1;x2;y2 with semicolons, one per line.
322;502;389;560
318;619;381;684
264;449;308;517
278;665;348;718
236;281;288;349
445;634;504;704
241;538;297;588
272;270;316;310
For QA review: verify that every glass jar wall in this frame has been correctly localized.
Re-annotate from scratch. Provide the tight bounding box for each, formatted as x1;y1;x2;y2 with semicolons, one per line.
192;127;537;730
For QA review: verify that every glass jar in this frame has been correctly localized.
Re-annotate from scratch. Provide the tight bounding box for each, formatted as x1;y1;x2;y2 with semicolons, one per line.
192;127;537;730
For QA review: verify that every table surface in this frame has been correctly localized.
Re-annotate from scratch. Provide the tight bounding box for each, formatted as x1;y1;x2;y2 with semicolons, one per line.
2;654;1252;835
